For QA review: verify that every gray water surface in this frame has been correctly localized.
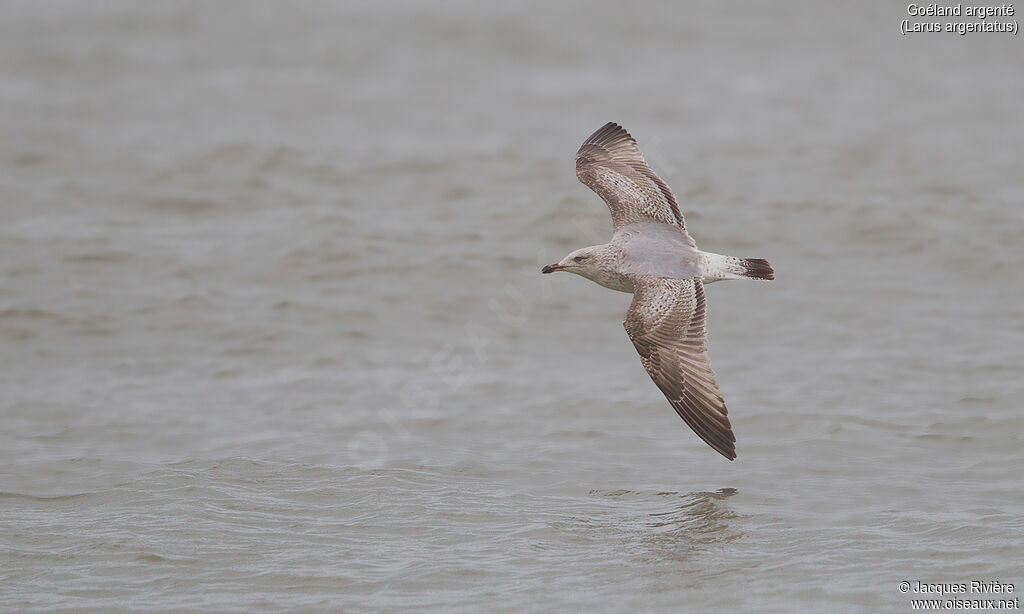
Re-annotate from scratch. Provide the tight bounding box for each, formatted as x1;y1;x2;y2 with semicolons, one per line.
2;2;1023;612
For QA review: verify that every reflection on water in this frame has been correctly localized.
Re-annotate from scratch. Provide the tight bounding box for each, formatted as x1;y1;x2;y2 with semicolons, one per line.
646;488;739;537
580;488;743;556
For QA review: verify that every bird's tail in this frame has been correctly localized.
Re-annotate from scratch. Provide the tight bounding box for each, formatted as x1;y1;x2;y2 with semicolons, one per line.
735;257;774;280
699;252;775;282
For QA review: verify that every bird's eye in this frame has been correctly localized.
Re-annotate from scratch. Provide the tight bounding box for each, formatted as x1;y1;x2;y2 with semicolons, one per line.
573;255;588;263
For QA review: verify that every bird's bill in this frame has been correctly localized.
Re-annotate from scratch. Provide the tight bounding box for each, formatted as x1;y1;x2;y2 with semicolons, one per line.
541;264;565;274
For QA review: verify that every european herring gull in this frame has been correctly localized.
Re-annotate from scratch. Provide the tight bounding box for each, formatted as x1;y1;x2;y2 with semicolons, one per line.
542;122;774;460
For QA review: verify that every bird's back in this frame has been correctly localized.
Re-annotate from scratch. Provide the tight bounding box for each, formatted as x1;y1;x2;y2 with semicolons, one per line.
613;222;701;281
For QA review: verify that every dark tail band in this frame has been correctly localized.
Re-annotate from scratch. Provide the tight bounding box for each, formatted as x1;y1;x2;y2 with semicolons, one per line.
740;258;774;280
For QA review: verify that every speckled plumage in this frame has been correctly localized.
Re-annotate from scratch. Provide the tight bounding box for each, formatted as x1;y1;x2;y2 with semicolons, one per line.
543;122;775;460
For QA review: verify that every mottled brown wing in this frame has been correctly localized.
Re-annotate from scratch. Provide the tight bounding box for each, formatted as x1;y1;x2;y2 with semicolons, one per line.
575;122;695;246
623;276;736;460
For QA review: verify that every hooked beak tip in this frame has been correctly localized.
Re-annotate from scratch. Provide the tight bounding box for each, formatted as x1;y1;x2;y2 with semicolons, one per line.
541;264;560;274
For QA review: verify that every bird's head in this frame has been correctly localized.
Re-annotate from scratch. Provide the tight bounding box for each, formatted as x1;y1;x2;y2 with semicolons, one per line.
541;246;600;277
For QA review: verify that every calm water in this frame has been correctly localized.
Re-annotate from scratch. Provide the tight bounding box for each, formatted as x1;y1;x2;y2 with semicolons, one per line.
2;2;1023;612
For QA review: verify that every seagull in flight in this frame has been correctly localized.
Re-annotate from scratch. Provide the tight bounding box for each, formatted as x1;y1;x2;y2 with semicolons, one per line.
542;123;774;460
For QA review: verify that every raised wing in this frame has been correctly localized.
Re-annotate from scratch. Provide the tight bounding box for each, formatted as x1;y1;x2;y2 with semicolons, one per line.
576;122;695;246
623;276;736;460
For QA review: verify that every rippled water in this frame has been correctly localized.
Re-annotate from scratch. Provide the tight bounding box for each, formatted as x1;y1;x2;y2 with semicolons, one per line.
2;2;1023;611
